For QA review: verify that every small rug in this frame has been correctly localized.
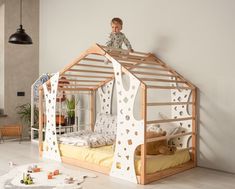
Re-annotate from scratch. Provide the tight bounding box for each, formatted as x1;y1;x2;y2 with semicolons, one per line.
0;162;97;189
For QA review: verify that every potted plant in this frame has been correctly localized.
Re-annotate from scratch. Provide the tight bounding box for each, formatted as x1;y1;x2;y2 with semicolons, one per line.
65;95;76;125
16;103;39;137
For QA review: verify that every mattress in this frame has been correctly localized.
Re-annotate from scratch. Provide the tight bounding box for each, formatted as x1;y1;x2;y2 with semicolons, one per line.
59;144;190;175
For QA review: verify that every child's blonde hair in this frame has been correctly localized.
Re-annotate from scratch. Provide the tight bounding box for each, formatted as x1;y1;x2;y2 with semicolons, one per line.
111;17;123;26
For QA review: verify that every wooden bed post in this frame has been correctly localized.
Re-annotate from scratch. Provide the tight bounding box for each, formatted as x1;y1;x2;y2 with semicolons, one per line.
140;84;147;184
30;85;34;141
192;88;197;167
90;90;95;131
38;88;43;157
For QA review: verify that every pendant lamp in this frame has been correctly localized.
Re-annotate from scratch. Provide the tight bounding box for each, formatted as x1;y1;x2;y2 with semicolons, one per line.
8;0;33;45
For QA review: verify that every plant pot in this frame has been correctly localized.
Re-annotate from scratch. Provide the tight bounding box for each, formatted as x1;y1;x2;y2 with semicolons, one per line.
66;116;75;126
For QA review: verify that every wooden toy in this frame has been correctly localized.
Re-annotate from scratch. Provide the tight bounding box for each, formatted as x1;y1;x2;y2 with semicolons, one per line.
33;167;41;172
20;173;33;185
47;172;53;179
53;169;59;175
64;176;75;184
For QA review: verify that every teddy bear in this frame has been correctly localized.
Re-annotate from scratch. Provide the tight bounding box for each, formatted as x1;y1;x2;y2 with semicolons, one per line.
136;130;176;155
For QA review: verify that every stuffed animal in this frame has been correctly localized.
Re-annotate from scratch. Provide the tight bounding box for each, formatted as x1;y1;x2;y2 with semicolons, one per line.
136;130;176;155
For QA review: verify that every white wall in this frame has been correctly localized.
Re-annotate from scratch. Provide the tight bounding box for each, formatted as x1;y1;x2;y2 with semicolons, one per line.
40;0;235;173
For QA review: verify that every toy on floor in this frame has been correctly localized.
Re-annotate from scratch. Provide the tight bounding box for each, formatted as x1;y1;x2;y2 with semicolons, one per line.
64;176;76;184
27;164;41;173
48;172;53;179
48;169;60;179
20;173;34;185
54;169;60;175
8;161;16;167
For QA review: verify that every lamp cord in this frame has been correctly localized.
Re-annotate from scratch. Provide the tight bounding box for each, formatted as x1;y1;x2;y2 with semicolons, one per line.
20;0;22;26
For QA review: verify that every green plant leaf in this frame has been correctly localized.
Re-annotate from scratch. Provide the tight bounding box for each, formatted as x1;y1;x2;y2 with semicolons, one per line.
16;103;39;127
66;95;76;117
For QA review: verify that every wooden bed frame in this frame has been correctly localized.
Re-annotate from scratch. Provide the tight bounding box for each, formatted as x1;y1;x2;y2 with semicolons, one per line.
61;156;195;184
38;44;197;185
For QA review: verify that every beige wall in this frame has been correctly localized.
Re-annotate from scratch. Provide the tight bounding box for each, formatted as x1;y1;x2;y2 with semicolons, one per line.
39;0;235;173
0;1;4;110
0;0;39;137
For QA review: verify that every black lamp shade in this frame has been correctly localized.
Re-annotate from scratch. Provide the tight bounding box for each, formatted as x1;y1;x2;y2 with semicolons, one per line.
8;25;33;45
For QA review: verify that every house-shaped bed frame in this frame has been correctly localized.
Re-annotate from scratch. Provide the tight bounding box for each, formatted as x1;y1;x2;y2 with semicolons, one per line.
38;44;197;185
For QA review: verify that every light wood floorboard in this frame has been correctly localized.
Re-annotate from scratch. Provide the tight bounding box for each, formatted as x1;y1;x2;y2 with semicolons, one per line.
0;141;234;189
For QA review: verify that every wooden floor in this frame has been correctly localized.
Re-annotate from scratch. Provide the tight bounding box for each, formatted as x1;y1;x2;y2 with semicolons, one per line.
0;141;235;189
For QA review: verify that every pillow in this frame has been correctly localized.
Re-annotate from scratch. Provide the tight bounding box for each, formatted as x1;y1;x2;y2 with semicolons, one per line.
94;113;117;135
88;133;107;148
88;133;116;148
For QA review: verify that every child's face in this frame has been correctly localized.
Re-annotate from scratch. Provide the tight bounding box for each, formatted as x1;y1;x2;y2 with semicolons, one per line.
111;22;122;33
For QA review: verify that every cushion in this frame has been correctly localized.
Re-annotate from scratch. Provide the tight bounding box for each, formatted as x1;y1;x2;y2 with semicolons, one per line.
88;133;115;148
58;130;92;146
94;113;117;135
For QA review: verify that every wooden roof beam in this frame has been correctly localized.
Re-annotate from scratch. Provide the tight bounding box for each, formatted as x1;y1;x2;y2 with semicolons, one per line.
127;65;170;71
62;74;112;79
132;71;177;77
74;63;113;70
147;85;192;90
82;57;112;64
151;56;196;89
59;43;106;76
68;69;114;75
94;76;115;90
140;78;187;83
113;56;162;65
59;79;102;83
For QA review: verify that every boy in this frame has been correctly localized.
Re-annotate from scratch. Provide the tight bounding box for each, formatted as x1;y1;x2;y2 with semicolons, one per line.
106;17;134;52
